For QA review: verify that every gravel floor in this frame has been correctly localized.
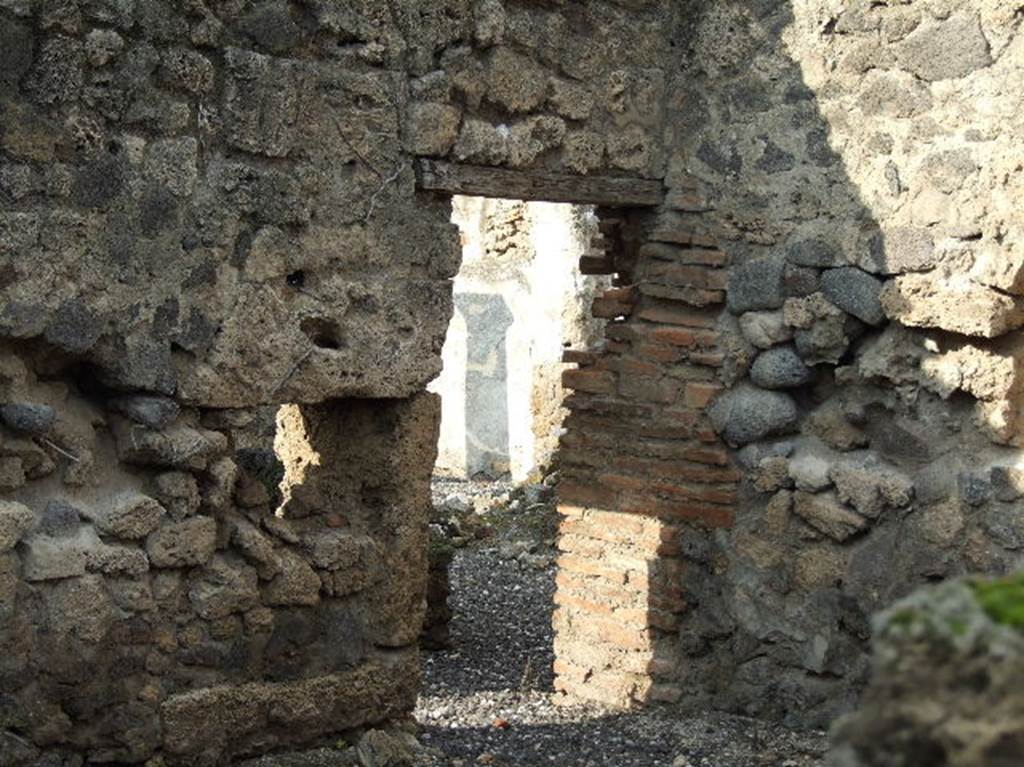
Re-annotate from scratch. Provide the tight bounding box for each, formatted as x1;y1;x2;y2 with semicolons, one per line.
414;480;830;767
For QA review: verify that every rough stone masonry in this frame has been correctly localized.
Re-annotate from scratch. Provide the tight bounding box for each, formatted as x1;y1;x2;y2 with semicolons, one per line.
0;0;1022;764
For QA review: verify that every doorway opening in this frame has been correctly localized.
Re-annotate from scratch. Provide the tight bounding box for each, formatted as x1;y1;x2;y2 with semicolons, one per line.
417;194;609;754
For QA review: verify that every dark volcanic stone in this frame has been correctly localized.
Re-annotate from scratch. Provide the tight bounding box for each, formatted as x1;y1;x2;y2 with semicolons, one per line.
39;500;81;538
0;402;56;434
110;394;181;430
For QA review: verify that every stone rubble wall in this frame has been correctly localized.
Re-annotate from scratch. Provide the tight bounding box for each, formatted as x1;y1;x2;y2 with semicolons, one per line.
0;1;679;763
648;0;1024;726
1;0;1022;761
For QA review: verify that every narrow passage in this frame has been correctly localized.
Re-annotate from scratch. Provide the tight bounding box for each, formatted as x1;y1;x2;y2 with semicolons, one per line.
414;478;828;767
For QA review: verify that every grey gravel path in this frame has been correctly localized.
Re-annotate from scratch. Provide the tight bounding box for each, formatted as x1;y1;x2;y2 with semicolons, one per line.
414;480;829;767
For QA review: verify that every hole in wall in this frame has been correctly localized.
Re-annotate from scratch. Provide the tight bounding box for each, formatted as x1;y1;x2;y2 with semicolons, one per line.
300;316;346;350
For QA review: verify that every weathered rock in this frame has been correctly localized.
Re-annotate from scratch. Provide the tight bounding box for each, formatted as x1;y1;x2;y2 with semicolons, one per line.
0;456;25;489
0;402;55;434
750;345;812;389
828;575;1024;767
752;455;792;493
864;227;938;274
114;421;228;470
881;274;1024;338
22;528;96;581
788;451;834;492
47;574;117;644
91;492;166;540
357;728;419;767
793;491;868;542
160;654;420;763
154;471;201;519
727;256;787;314
202;456;239;512
109;394;181;429
830;459;914;519
0;500;35;551
708;383;799;446
305;530;364;571
738;310;793;349
86;542;150;576
232;518;281;579
38;500;81;537
146;517;218;568
784;293;857;364
971;245;1024;296
788;239;845;268
263;548;321;606
404;102;462;156
991;466;1024;503
820;268;885;326
894;13;993;82
188;555;260;620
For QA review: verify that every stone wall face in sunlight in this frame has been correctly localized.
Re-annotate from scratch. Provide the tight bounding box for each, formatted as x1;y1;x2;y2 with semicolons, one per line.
657;0;1024;726
0;0;1022;761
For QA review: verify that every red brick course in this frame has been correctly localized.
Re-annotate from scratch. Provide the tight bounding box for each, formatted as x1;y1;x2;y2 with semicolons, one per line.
553;204;737;708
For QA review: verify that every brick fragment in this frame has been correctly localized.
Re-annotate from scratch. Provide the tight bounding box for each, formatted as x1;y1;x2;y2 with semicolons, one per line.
684;382;723;409
562;369;615;394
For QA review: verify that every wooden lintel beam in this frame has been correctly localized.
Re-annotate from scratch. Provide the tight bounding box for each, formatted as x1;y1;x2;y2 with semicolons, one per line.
414;160;664;208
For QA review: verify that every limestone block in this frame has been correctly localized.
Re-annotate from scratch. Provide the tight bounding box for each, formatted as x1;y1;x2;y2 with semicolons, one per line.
793;491;868;542
789;452;834;493
0;500;35;551
0;456;25;489
485;47;547;113
146;517;217;568
143;138;199;197
548;78;594;120
222;48;303;158
161;654;420;763
507;115;567;168
202;456;238;513
305;530;364;571
47;574;116;644
109;394;181;429
881;274;1024;338
785;293;860;365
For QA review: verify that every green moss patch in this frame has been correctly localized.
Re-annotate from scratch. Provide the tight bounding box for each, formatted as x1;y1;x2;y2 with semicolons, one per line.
972;573;1024;630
